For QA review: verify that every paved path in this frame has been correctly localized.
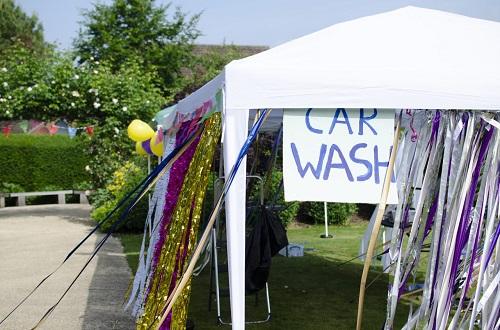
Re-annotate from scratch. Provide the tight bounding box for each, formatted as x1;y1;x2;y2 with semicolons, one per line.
0;205;135;329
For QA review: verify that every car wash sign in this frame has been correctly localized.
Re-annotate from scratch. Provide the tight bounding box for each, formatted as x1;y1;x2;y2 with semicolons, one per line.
283;108;397;204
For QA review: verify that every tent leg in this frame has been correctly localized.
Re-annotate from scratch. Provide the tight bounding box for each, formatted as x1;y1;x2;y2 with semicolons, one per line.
223;108;249;330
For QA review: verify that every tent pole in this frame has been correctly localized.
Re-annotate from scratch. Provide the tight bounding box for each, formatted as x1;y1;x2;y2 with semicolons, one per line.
356;117;400;330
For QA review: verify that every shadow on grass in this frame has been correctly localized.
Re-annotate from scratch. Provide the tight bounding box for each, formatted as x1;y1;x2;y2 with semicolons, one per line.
189;253;411;330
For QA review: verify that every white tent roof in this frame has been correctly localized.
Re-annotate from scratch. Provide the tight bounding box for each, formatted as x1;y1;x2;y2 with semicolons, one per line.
173;6;500;120
221;6;500;111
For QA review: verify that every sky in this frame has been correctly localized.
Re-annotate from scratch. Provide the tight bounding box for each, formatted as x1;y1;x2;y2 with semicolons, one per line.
17;0;500;50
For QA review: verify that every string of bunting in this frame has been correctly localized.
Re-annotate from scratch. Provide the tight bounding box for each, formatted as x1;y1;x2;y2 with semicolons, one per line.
0;120;95;137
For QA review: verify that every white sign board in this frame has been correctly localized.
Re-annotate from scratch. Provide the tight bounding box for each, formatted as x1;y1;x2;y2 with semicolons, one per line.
283;108;398;204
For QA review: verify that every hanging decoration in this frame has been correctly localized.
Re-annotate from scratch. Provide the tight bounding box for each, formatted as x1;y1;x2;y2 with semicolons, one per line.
122;94;225;330
128;119;155;142
378;110;500;329
135;141;147;155
150;127;164;157
0;119;95;137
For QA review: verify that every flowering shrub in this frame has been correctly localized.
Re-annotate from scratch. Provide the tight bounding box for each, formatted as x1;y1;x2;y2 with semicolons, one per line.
0;43;165;186
91;159;148;232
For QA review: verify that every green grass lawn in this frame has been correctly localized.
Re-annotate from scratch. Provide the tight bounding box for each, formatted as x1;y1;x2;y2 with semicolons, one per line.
118;223;413;329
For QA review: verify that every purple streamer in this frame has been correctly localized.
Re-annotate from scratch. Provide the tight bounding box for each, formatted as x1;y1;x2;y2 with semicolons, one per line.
485;220;500;266
151;121;201;271
447;125;493;311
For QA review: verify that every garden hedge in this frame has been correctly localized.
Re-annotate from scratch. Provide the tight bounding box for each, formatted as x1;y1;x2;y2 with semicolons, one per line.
0;134;90;192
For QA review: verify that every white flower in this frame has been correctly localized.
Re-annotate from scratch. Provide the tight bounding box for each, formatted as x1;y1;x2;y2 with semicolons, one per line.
122;106;128;112
93;70;98;74
1;67;7;72
34;84;38;88
95;61;99;65
5;110;9;114
0;98;5;102
71;102;75;107
7;95;11;99
113;127;120;134
93;102;101;109
74;74;79;80
112;98;118;104
90;56;94;61
27;87;32;92
2;82;8;87
71;91;80;97
146;100;150;104
85;165;91;172
51;80;56;84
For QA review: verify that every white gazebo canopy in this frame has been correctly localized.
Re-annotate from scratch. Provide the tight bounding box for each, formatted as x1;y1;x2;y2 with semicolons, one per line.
162;6;500;329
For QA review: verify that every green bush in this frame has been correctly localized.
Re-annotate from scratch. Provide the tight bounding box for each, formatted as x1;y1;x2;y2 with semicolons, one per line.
250;170;300;227
91;158;148;232
301;202;357;226
0;134;90;191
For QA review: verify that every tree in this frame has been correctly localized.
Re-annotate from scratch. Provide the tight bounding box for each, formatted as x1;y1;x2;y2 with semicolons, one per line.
74;0;200;96
0;0;47;53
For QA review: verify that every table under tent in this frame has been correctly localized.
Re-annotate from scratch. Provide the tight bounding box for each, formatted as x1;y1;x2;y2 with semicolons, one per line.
125;6;500;330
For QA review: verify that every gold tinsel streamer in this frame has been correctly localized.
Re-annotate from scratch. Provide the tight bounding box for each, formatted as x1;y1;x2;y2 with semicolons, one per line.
138;113;221;329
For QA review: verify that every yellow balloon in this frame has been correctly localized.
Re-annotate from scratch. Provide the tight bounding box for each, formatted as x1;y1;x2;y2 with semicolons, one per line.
150;132;164;157
135;141;147;156
127;119;155;142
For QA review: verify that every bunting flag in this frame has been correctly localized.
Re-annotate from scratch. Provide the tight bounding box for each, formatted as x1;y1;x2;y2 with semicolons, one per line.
2;125;11;137
68;127;77;138
48;123;58;135
18;121;28;133
383;110;500;329
85;126;94;136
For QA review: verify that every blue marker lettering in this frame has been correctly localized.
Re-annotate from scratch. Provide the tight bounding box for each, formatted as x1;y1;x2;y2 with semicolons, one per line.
291;143;326;179
323;144;354;181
